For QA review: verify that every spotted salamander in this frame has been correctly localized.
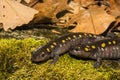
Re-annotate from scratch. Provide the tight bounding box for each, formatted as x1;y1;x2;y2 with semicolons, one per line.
69;38;120;68
31;32;106;64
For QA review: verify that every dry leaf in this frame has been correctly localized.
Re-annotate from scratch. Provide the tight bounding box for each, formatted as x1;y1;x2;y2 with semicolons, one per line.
53;0;116;34
69;6;115;34
0;23;3;29
51;29;61;34
0;0;38;31
105;0;120;17
51;0;73;22
80;0;94;7
31;0;73;23
68;1;81;14
12;0;21;3
24;0;31;3
53;0;73;15
31;0;55;23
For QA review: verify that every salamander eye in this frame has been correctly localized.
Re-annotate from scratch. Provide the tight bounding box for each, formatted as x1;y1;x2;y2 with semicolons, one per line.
41;52;45;57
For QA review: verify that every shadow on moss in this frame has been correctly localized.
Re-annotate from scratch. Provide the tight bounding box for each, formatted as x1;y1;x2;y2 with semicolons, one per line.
0;53;16;79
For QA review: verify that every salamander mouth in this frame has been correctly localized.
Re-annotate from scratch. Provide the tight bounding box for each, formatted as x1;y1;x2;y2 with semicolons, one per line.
31;57;48;63
69;49;77;53
31;56;40;62
31;54;51;63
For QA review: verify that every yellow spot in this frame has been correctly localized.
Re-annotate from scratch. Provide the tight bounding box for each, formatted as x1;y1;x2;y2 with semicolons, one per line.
78;46;80;49
101;43;106;48
108;41;111;45
84;47;89;51
62;40;66;43
89;34;92;37
79;34;82;38
53;42;57;45
68;37;71;40
50;45;54;48
66;38;68;40
113;40;116;44
86;45;90;48
84;33;87;36
73;35;76;38
91;45;96;49
46;48;50;52
41;52;45;55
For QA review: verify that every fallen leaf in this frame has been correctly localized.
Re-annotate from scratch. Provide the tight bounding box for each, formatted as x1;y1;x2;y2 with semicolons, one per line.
31;0;73;23
51;0;73;22
68;0;81;14
51;29;61;34
24;0;31;3
0;23;3;29
31;0;55;23
69;6;115;34
105;0;120;17
53;0;73;15
80;0;94;7
0;0;38;31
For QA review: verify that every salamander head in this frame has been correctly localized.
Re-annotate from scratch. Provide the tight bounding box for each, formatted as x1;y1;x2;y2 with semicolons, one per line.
31;47;51;63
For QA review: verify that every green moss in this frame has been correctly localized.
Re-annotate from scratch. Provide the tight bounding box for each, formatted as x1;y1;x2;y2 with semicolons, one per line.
0;38;120;80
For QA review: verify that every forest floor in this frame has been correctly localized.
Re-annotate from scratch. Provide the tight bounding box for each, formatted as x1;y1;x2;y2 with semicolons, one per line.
0;26;120;80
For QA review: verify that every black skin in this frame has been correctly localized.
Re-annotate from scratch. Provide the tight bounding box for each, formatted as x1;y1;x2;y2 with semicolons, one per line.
69;38;120;68
31;32;107;64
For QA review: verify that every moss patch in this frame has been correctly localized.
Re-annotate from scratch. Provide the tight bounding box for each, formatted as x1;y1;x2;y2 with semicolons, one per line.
0;38;120;80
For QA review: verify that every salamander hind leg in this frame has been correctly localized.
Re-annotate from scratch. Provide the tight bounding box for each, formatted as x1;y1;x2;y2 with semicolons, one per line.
94;57;102;68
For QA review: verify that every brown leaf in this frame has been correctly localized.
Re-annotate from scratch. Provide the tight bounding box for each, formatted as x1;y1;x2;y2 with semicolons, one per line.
51;0;73;22
69;6;115;34
0;0;38;31
105;0;120;17
53;0;73;15
51;29;61;34
32;0;73;23
80;0;94;7
31;0;56;23
0;23;3;29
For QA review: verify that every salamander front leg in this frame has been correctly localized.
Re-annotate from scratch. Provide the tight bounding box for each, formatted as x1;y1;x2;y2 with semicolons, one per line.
50;54;59;65
94;57;102;68
49;50;60;65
